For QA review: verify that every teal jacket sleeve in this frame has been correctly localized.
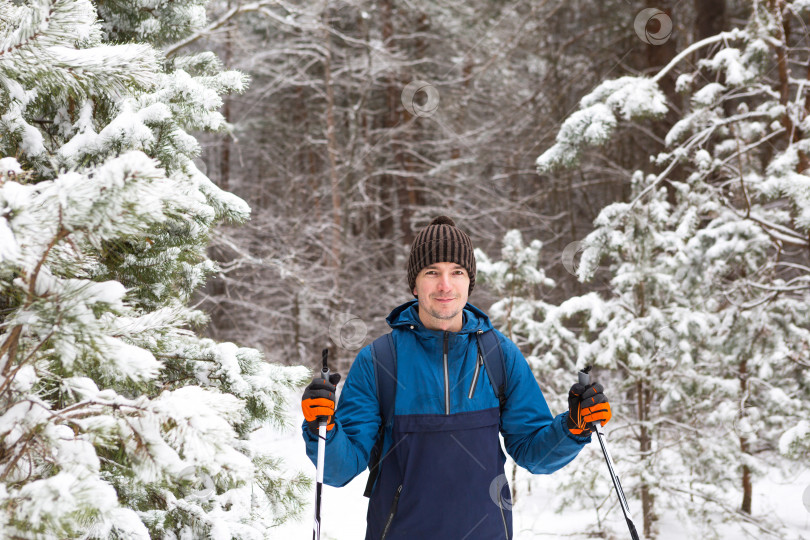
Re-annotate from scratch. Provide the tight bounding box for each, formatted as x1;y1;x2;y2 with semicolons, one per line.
497;334;590;473
302;345;381;487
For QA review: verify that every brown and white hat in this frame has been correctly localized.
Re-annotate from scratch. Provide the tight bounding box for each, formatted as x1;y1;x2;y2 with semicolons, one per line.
407;216;476;296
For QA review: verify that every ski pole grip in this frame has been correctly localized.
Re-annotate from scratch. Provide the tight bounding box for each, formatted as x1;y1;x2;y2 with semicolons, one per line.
315;349;332;429
578;365;592;386
320;349;330;380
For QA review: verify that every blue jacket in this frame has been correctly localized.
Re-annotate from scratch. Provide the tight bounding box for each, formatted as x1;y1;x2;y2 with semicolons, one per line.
304;301;589;539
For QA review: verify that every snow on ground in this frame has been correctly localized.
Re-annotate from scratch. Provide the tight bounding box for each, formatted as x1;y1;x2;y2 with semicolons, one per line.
257;391;810;539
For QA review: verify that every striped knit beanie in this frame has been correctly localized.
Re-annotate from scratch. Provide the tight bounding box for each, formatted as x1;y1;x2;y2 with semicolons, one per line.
407;216;476;296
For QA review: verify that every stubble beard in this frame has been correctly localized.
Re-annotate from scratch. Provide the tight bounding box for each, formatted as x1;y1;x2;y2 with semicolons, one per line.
426;297;463;321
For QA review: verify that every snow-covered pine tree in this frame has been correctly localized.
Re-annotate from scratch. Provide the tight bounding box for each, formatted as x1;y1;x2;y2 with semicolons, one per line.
531;2;810;538
481;166;807;540
475;230;556;353
0;0;309;537
478;208;689;538
475;230;557;504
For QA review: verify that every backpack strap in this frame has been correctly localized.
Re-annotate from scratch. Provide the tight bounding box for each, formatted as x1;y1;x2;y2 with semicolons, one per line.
476;329;507;412
363;333;397;498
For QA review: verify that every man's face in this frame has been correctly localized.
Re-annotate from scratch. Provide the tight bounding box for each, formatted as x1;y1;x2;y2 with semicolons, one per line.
412;262;470;331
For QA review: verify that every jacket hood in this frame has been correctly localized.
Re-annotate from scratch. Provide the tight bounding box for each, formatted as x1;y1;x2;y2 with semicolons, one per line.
385;299;493;335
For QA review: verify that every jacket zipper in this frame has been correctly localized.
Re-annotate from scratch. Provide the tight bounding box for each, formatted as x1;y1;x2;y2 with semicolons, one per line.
381;484;403;540
443;331;450;415
468;348;483;399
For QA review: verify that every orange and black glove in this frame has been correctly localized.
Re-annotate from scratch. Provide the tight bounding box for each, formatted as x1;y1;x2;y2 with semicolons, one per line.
302;373;342;434
567;382;611;436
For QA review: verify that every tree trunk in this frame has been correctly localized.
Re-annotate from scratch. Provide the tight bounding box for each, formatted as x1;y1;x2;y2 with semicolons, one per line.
637;378;656;537
379;0;402;255
694;0;725;41
220;20;232;192
739;358;753;514
631;281;656;536
322;3;342;277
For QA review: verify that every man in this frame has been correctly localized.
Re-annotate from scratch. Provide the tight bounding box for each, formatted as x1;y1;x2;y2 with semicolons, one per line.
302;216;611;539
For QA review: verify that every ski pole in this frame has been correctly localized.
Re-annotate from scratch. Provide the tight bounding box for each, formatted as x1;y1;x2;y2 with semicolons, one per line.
579;366;640;540
313;349;330;540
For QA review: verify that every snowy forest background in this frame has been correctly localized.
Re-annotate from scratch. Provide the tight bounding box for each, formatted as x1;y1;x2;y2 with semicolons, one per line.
1;0;810;538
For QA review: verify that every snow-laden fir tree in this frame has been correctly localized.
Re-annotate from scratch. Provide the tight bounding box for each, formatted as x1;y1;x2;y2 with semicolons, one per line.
480;187;809;539
476;230;637;531
526;2;810;538
475;231;556;354
0;0;309;537
475;231;557;504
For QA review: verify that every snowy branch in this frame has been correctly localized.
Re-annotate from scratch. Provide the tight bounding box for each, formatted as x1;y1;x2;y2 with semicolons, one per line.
663;485;786;539
652;30;743;85
730;207;809;246
164;1;318;58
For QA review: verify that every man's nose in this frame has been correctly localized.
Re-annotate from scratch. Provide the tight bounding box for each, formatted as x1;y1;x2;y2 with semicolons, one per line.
437;274;452;290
